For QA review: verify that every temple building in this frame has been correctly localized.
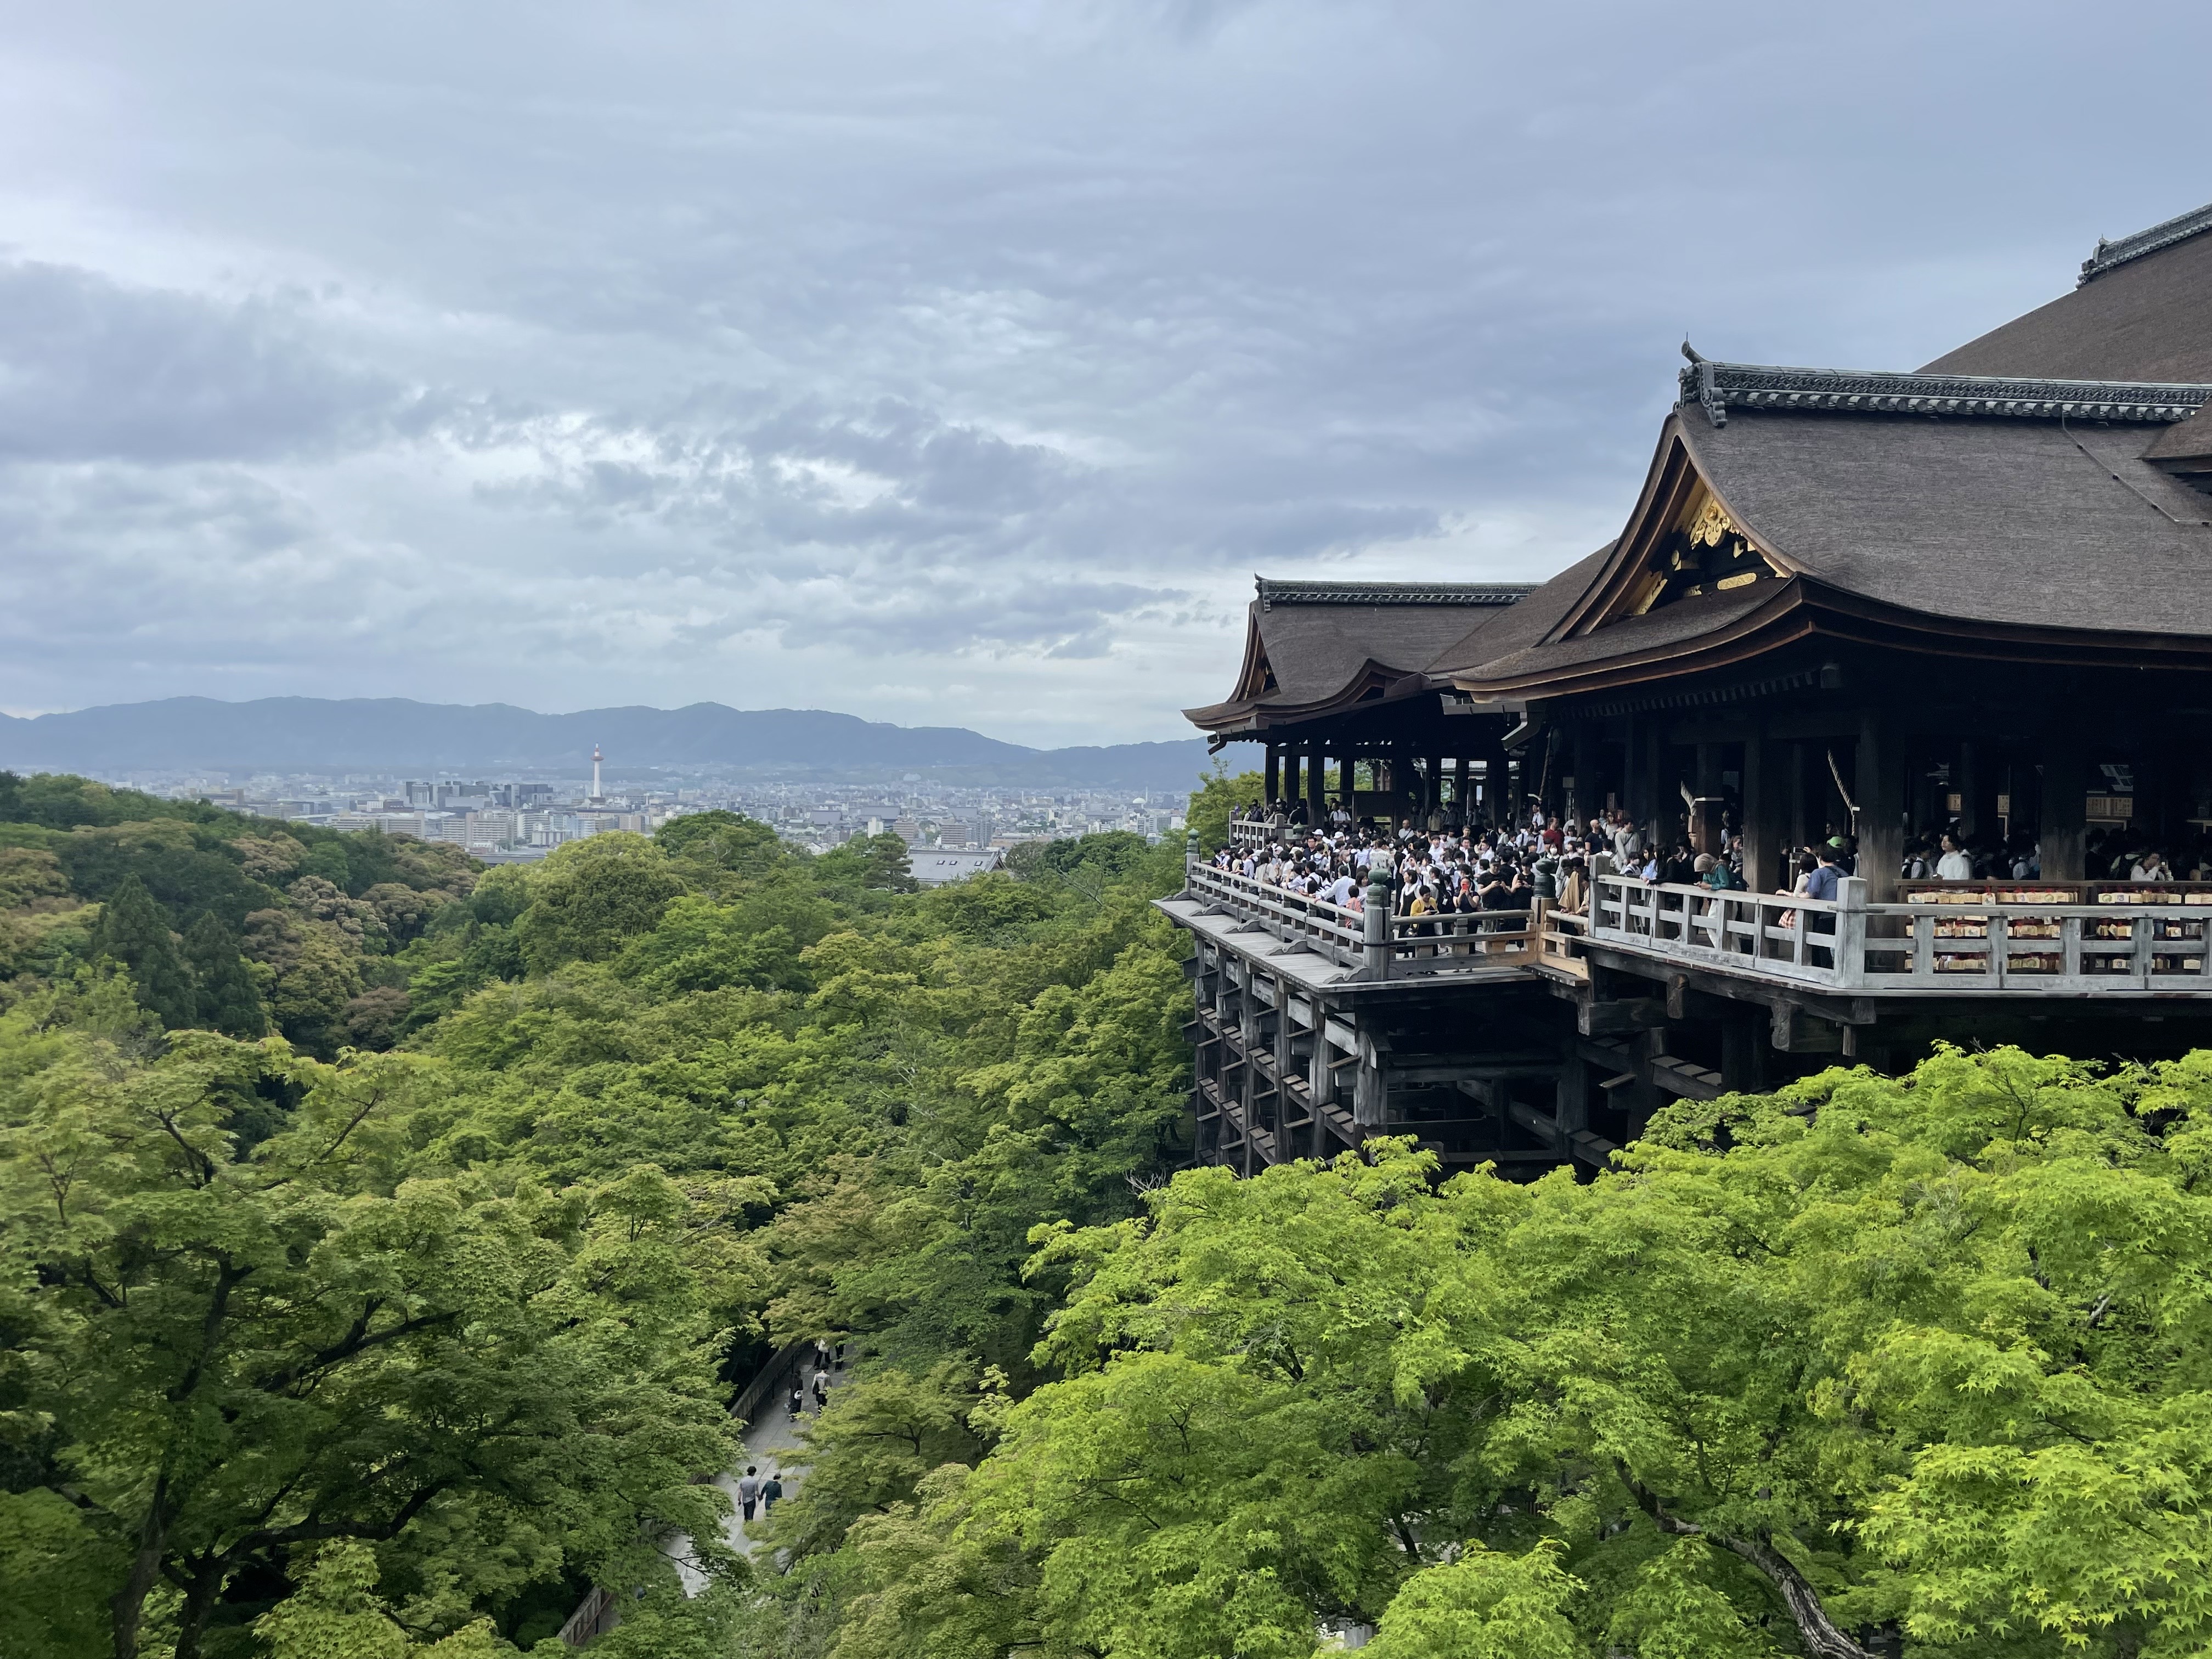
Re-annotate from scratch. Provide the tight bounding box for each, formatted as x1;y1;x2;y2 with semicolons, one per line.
1159;196;2212;1175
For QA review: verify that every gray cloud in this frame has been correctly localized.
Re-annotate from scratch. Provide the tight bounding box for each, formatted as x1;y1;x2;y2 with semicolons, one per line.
1;1;2209;741
0;263;409;464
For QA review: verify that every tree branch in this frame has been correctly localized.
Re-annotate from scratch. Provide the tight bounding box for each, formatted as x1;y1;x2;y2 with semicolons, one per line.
253;1307;459;1394
1617;1464;1874;1659
224;1480;453;1557
313;1087;387;1166
168;1260;251;1404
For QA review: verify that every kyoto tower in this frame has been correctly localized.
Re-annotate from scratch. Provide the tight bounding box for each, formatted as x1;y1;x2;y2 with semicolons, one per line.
591;745;603;802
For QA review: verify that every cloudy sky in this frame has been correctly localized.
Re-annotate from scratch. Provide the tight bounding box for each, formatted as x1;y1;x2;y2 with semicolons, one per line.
2;2;2208;746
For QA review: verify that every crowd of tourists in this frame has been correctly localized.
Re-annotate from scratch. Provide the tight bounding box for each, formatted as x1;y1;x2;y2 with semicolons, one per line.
1218;798;2212;923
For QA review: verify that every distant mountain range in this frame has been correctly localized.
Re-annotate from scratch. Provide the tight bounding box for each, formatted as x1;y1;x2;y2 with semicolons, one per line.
0;697;1217;791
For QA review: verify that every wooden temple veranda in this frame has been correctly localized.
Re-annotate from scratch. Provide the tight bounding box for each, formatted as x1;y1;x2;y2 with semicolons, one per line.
1158;196;2212;1175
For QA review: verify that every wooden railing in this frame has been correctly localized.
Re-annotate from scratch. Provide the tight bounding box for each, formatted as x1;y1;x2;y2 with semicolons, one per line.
558;1588;620;1649
730;1338;815;1429
1185;860;1535;979
1584;874;2212;995
1535;902;1591;983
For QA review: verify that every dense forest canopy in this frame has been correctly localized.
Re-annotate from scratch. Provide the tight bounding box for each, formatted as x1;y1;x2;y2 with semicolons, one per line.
3;771;2209;1658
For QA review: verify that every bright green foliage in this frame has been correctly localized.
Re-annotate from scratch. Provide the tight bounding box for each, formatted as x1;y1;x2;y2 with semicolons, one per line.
926;1047;2212;1659
655;810;789;887
1183;765;1263;854
184;910;269;1037
0;1488;129;1659
255;1541;511;1659
814;1464;1040;1659
813;832;919;896
616;891;833;995
514;833;687;969
0;1009;738;1659
0;774;473;1057
1365;1543;1584;1659
88;872;197;1026
760;1361;994;1559
0;805;1203;1655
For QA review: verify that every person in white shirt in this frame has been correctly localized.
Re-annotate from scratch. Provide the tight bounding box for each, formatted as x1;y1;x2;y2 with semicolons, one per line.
2132;850;2173;882
1934;834;1974;882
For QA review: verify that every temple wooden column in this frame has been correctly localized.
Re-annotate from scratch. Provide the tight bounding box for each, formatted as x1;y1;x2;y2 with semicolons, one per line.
1306;742;1326;826
1283;749;1302;813
1626;715;1664;851
2042;725;2087;881
1856;711;1906;903
1690;741;1724;855
1453;755;1471;826
1743;727;1786;894
1478;725;1509;828
1960;739;1997;842
1264;744;1280;806
1570;724;1596;833
1787;741;1809;854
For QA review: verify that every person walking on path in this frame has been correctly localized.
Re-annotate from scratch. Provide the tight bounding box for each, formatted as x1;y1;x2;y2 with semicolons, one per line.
736;1466;762;1523
811;1365;831;1409
761;1471;784;1514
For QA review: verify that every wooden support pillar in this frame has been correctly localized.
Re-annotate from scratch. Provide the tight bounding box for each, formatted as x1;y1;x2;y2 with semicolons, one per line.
1554;1058;1589;1152
2137;739;2189;857
1743;728;1785;895
1478;725;1509;828
1570;723;1596;834
1959;739;1995;842
1308;1002;1333;1159
1720;1007;1765;1093
1627;1025;1666;1143
2042;724;2087;882
1354;1026;1390;1139
1453;755;1471;826
1856;710;1905;904
1306;742;1326;827
1787;741;1808;856
1689;741;1723;855
1263;744;1280;808
1282;749;1301;814
1238;962;1260;1176
1626;715;1665;853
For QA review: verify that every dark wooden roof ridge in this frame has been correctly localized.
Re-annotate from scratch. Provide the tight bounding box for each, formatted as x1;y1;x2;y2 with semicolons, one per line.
1256;577;1534;608
1443;398;2212;699
1451;571;2212;702
1678;343;2212;429
1182;579;1541;735
1922;204;2212;384
2080;199;2212;285
1181;661;1431;733
1452;584;1801;697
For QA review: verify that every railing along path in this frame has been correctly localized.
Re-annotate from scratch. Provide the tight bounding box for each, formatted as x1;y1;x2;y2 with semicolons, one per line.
1192;852;2212;997
1585;874;2212;994
1186;858;1534;980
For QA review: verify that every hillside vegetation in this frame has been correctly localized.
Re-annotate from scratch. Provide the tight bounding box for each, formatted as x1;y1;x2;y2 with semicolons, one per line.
4;773;2210;1659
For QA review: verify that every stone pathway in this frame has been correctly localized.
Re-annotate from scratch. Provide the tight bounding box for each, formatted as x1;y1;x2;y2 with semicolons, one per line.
673;1351;851;1591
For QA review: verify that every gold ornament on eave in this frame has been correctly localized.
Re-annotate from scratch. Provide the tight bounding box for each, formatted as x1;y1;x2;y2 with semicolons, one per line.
1688;496;1737;549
